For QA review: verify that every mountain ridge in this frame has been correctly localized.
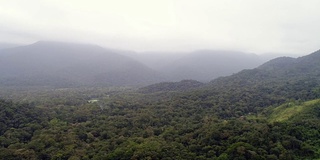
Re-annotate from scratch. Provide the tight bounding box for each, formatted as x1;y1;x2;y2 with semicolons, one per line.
124;49;267;82
0;41;165;87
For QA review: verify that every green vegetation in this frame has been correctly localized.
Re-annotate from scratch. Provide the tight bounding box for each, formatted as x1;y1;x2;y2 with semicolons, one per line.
1;50;320;159
0;85;319;159
268;99;320;122
88;99;99;103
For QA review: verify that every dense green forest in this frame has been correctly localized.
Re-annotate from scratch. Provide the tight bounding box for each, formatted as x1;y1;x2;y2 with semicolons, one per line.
1;50;320;159
0;85;319;160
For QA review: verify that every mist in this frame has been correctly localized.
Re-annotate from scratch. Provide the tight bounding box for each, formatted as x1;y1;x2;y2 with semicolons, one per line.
1;0;320;54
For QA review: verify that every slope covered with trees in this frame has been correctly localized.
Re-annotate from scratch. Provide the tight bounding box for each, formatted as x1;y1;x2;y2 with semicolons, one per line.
0;49;320;159
0;91;319;159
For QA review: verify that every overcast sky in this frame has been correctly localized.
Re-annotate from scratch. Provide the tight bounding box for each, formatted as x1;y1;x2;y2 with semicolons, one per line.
0;0;319;54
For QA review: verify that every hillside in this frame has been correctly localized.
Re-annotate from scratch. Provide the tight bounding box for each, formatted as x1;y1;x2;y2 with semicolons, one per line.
0;49;320;159
139;49;320;118
0;90;319;159
189;49;320;116
266;99;320;123
258;50;320;77
0;41;165;87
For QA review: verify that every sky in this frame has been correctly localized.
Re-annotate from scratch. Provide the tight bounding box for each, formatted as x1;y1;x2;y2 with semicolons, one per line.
0;0;320;55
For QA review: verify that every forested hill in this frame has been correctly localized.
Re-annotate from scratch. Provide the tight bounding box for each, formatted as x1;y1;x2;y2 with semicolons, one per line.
258;49;320;76
0;49;320;159
140;49;320;103
139;49;320;118
0;41;165;87
214;49;320;82
0;88;319;159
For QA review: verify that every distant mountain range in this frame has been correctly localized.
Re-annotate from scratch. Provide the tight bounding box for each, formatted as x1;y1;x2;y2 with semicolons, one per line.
159;50;264;81
0;41;164;87
119;50;272;82
0;41;304;88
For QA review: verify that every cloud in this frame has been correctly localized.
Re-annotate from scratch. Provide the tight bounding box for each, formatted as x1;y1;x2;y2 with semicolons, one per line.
0;0;319;54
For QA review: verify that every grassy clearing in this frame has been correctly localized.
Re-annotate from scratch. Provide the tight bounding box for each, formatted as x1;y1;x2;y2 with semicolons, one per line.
268;99;320;123
88;99;99;103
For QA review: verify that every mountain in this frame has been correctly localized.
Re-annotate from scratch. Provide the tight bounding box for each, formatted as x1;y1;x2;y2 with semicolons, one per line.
209;49;320;86
201;49;320;116
1;49;320;159
256;49;320;79
139;49;320;117
120;50;267;82
0;41;165;87
155;50;264;82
